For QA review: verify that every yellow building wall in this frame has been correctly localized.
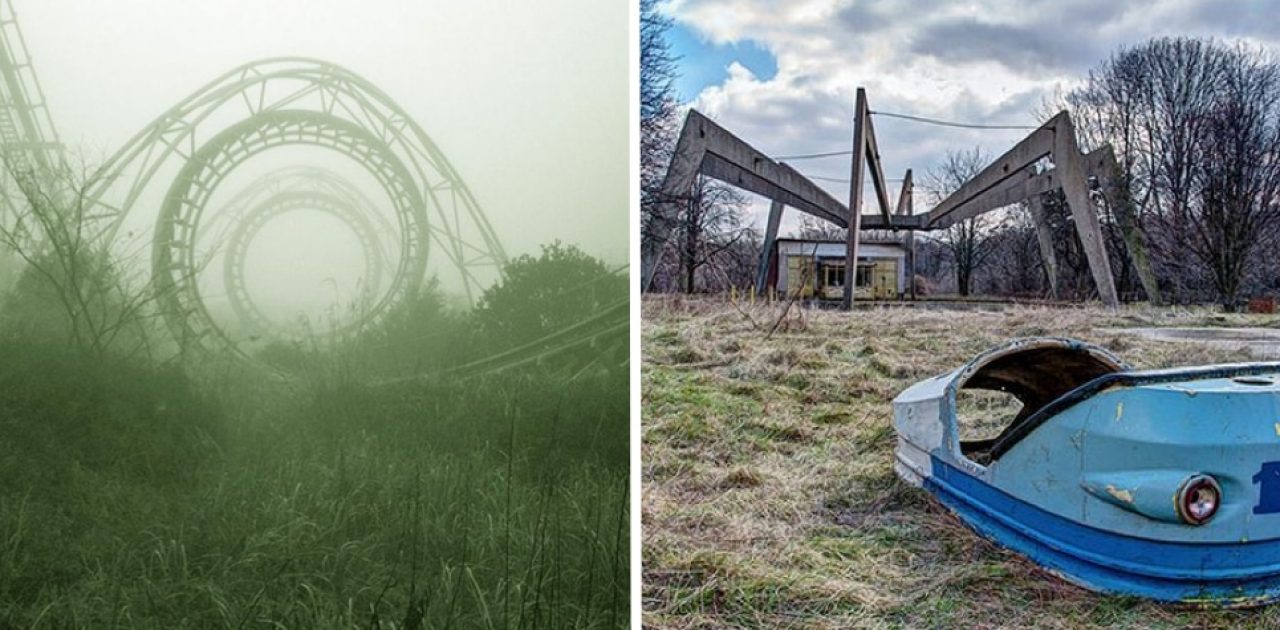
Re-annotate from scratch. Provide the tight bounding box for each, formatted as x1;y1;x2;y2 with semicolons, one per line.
780;253;901;299
872;259;897;299
785;256;815;298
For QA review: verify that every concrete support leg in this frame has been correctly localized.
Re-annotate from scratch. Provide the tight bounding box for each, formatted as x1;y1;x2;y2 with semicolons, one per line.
896;169;915;300
756;200;784;296
1098;155;1162;305
642;112;709;292
904;230;916;299
1026;195;1060;300
1054;117;1119;307
843;88;869;311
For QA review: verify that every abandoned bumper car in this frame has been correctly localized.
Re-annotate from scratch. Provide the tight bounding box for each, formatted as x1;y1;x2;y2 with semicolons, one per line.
893;337;1280;606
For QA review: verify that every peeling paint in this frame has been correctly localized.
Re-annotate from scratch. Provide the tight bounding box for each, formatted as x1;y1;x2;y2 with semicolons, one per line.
1115;401;1124;422
1105;484;1135;504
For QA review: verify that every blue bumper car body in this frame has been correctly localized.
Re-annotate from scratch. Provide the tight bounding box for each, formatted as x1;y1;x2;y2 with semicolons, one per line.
893;337;1280;606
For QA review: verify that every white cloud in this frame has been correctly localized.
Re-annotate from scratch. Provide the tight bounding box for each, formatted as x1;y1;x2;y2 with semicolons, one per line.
664;0;1280;235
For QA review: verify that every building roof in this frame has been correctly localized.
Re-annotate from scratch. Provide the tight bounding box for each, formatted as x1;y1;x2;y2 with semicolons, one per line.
776;233;907;247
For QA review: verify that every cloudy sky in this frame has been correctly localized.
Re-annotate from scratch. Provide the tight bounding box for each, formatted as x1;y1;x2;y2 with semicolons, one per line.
662;0;1280;233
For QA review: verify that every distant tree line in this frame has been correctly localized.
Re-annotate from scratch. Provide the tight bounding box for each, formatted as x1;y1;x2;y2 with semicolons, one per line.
944;37;1280;308
0;158;625;377
1063;37;1280;308
914;37;1280;307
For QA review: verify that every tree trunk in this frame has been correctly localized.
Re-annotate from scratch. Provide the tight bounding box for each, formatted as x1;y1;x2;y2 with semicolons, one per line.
957;265;971;296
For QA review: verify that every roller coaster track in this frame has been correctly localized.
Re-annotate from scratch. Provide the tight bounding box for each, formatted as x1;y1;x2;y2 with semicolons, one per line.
0;1;626;378
200;166;398;337
374;290;629;385
77;59;511;358
0;0;62;223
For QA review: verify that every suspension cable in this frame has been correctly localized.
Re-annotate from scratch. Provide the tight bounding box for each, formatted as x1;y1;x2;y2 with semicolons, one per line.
773;111;1037;162
774;150;852;161
870;110;1038;130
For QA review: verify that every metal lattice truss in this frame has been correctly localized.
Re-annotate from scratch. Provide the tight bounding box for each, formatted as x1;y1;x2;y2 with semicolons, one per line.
74;58;507;355
0;1;62;227
645;88;1128;307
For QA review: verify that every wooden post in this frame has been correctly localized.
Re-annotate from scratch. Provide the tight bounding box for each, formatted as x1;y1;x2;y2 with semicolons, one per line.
843;88;869;311
756;200;784;296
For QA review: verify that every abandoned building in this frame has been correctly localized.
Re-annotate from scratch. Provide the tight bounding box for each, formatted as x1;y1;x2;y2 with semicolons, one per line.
768;231;909;300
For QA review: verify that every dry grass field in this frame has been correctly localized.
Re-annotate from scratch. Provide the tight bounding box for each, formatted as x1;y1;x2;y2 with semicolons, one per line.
641;295;1280;629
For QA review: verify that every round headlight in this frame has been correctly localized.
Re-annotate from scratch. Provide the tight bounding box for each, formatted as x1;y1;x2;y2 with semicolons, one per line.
1177;474;1221;525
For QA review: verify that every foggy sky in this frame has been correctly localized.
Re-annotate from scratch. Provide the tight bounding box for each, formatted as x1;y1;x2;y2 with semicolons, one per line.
17;0;628;265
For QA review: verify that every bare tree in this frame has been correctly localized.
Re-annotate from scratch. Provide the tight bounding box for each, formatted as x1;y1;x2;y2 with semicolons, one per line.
639;0;681;281
1061;46;1165;303
669;175;750;293
980;214;1046;297
1065;37;1280;308
926;148;1007;297
1191;47;1280;309
794;214;846;241
0;159;160;357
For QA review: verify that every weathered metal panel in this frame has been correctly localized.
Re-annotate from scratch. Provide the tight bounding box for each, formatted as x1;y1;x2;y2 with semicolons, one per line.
994;373;1280;543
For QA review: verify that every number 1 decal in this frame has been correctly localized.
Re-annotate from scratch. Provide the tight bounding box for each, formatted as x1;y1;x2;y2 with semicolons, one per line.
1254;461;1280;514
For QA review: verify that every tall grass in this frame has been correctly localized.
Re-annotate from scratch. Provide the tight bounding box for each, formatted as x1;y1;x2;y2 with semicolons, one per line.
0;347;627;628
0;259;629;628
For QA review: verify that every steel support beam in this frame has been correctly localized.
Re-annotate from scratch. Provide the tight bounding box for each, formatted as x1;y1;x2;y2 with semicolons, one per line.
923;112;1118;306
647;93;1127;308
642;101;908;295
925;125;1055;229
1091;149;1163;305
925;146;1117;230
643;109;853;289
864;111;893;225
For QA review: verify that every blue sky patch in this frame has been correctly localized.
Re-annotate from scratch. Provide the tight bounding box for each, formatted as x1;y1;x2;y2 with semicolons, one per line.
668;23;778;102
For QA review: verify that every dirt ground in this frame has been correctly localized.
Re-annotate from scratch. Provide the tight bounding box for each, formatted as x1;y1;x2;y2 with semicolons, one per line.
641;295;1280;629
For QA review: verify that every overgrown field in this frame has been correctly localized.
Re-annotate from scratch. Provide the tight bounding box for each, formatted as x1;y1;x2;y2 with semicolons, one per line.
642;295;1280;629
0;244;629;629
0;350;628;629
